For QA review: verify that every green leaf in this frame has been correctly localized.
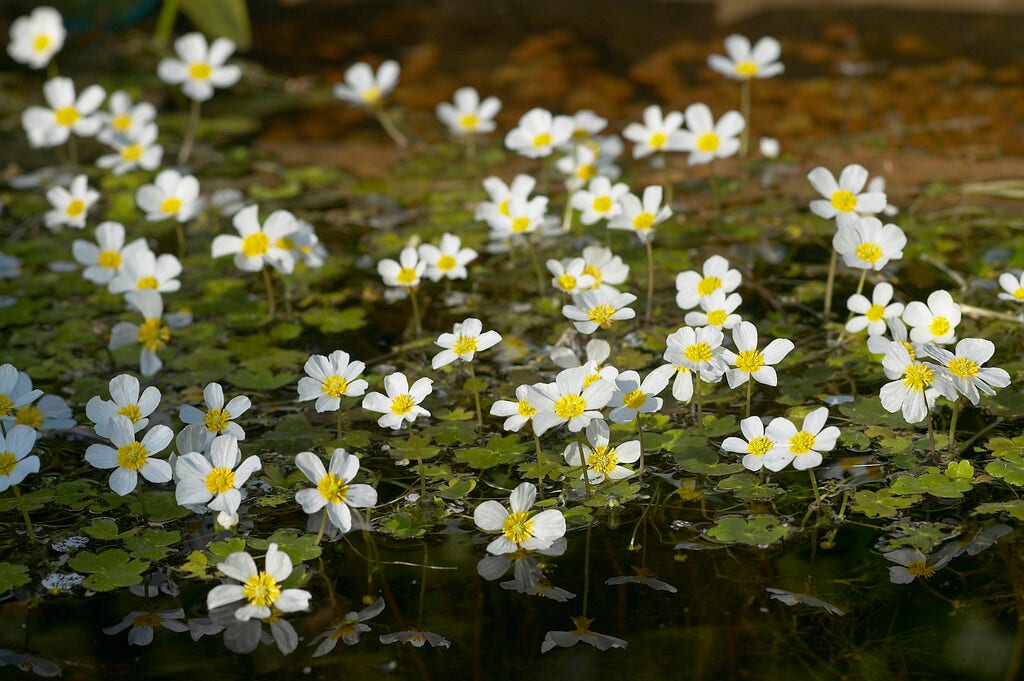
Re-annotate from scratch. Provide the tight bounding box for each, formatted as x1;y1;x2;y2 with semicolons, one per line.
716;473;785;501
706;515;791;546
973;500;1024;520
129;491;191;522
0;487;53;512
435;477;477;499
209;538;247;559
68;549;148;592
179;0;252;49
301;307;367;333
123;530;181;561
889;468;974;499
391;435;441;462
248;530;321;563
986;435;1024;458
700;415;739;437
0;563;31;594
945;460;974;480
986;458;1024;486
850;489;921;519
83;518;136;541
226;368;295;391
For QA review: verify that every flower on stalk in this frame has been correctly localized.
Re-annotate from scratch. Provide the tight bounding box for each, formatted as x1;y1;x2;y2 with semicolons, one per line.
879;343;957;423
212;205;297;274
580;245;629;294
664;325;728;380
436;86;501;135
997;272;1024;303
45;174;98;231
489;192;549;239
677;103;744;165
100;90;156;136
72;222;145;286
175;434;260;527
431;317;501;369
608;185;671;242
489;384;539;433
207;543;312;621
563;288;637;334
550;338;619;387
96;122;163;175
377;246;425;290
902;290;961;345
103;609;188;646
85;415;172;495
571;176;628;225
333;60;399;108
504;107;573;159
621;104;686;159
707;34;784;80
22;77;104;148
0;365;42;424
310;598;386;656
417;233;477;282
136;169;201;223
763;407;840;471
295;448;377;534
297;350;368;413
833;217;906;271
684;289;743;330
473;481;566;555
845;281;904;336
563;419;640;483
722;321;794;388
86;374;160;438
10;389;74;432
675;255;742;310
7;6;65;69
0;425;39;492
541;616;627;653
476;175;536;228
608;369;669;423
528;365;613;435
807;164;887;229
108;246;182;295
361;372;432;430
722;416;777;472
158;32;241;102
108;290;181;376
922;338;1010;405
547;257;596;296
564;109;608;144
179;382;251;443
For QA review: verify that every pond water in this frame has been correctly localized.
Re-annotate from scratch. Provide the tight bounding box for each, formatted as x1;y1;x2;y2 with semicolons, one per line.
2;1;1024;680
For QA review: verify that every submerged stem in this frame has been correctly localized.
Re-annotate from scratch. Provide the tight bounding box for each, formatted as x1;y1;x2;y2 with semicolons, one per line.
314;510;329;545
12;485;37;543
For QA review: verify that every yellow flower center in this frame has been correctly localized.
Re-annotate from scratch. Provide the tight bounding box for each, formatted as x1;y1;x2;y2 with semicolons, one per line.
66;199;86;218
511;216;531;233
747;436;773;457
15;405;43;429
582;264;602;288
452;335;478;355
137;276;159;290
622;389;647;410
436;254;456;271
502;511;534;543
557;273;578;291
390;393;415;416
205;467;236;494
458;113;479;130
317;472;349;504
0;395;12;416
592;196;612;213
321;375;349;399
204;407;231;433
673;364;689;375
789;431;816;455
160;197;183;215
360;86;381;105
698;276;723;296
241;232;270;257
112;114;132;132
929;317;951;337
330;620;359;641
116;441;149;471
54;106;79;127
902;363;934;392
0;452;16;476
395;267;418;285
855;242;882;264
587;304;617;328
553;394;587;419
576;164;596;181
583;372;602;388
242;572;281;607
532;132;552;148
33;34;50;52
900;341;916;360
905;560;936;579
98;250;121;270
649;132;667;149
830;189;857;212
498;200;510;217
121;144;143;161
632;212;655;231
275;236;294;251
586;445;619;476
189;62;212;80
735;349;764;373
706;309;728;326
132;613;165;628
696;132;720;152
137;317;170;352
117;404;142;423
517;399;537;418
865;304;886;322
735;60;759;78
1014;287;1024;301
947;357;979;379
684;342;713;363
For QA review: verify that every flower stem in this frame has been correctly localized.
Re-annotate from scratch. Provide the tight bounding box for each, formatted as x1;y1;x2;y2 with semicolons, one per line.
524;237;546;296
745;378;753;419
824;248;838;319
581;518;594;618
336;409;344;442
136;486;149;519
314;510;329;545
66;135;78;167
708;159;721;217
408;286;421;337
855;267;868;296
576;431;592;498
12;485;37;543
948;399;962;456
695;376;704;427
533;433;545;498
178;99;201;165
661;151;673;207
644;238;655;325
635;414;646;476
174;222;186;260
374;108;408;148
467;362;483;434
740;79;751;157
262;265;276;321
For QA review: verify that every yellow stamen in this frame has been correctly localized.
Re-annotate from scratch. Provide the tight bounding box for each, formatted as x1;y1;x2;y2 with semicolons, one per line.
632;212;655;231
902;364;933;392
929;317;951;337
649;132;666;149
696;132;720;152
137;318;170;352
98;250;121;270
586;445;619;476
121;144;142;161
735;349;764;373
747;436;773;457
592;196;612;213
205;467;235;494
66;199;86;218
532;132;552;148
458;113;479;130
855;242;882;264
203;407;231;433
830;190;857;212
511;217;531;233
622;389;646;410
241;232;270;257
684;342;713;363
789;431;816;455
137;276;159;290
160;197;183;215
452;335;478;356
33;34;50;52
15;405;43;429
116;441;149;471
865;304;885;322
321;375;349;399
54;106;79;127
390;394;415;416
189;62;212;80
395;267;418;285
557;273;578;291
587;304;617;328
117;404;142;423
436;254;456;271
502;511;534;543
735;60;759;77
947;357;979;379
553;394;586;419
0;452;16;476
317;472;349;504
242;572;281;607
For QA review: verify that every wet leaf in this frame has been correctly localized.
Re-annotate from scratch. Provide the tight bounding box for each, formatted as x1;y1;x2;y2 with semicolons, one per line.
706;515;791;546
973;500;1024;521
68;549;148;591
0;563;31;594
850;489;921;519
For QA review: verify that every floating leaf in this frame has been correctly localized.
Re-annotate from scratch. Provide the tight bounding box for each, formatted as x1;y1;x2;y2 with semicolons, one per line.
123;530;181;561
0;563;31;594
973;500;1024;520
249;530;321;563
889;468;974;499
301;307;367;334
706;515;791;546
68;550;148;591
226;368;295;390
850;489;921;519
985;458;1024;486
716;473;785;501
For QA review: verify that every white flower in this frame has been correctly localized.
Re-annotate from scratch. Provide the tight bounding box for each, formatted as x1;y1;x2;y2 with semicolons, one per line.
760;137;780;158
902;290;961;345
44;174;98;230
211;205;297;274
833;217;906;271
807;164;887;229
550;338;619;386
108;246;182;295
675;255;742;310
86;374;161;438
563;420;639;483
158;32;241;102
664;325;728;379
555;141;623;191
0;425;39;492
922;338;1011;406
580;245;629;294
476;174;535;229
608;369;670;423
436;87;501;135
432;317;501;369
678;103;744;165
866;177;898;216
722;416;777;472
295;448;377;534
287;219;328;268
7;6;65;69
473;482;566;555
297;351;368;413
879;343;957;423
490;192;549;239
0;364;41;423
528;365;613;435
379;630;451;648
867;317;918;357
100;90;156;136
763;407;840;471
84;415;173;495
621;104;686;158
377;246;425;289
96;122;163;175
108;290;174;376
707;34;784;80
10;391;74;431
418;233;477;282
562;289;637;334
103;609;188;646
73;222;143;286
333;60;399;108
361;373;432;430
206;544;311;621
489;384;538;433
179;383;251;442
721;321;794;388
608;185;671;242
175;435;261;526
504;108;573;159
136;170;201;223
547;257;596;296
22;77;104;148
565;109;608;143
845;281;904;335
571;176;628;225
541;617;627;653
997;272;1024;303
684;290;743;330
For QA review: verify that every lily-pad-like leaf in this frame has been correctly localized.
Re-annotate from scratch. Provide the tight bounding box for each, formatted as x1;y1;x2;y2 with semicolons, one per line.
435;477;477;499
716;473;785;501
706;515;791;547
123;530;181;561
301;307;367;334
249;530;321;563
68;549;148;591
83;517;137;541
889;468;974;499
0;487;53;513
391;435;441;462
850;489;921;519
226;368;295;391
0;563;31;595
973;500;1024;521
986;458;1024;486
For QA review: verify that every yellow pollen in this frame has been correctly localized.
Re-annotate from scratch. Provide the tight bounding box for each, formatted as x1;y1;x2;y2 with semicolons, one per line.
947;357;979;379
111;114;132;132
855;242;882;264
436;254;456;271
203;407;231;433
242;572;281;607
0;452;16;476
117;404;142;423
576;164;596;181
317;472;349;504
685;342;713;363
15;405;43;429
1014;287;1024;301
735;60;759;77
390;393;415;416
532;132;552;148
587;304;617;328
789;431;816;455
900;341;916;360
330;620;359;641
902;363;934;392
586;445;619;476
241;232;270;258
582;264;602;288
502;511;534;543
830;189;857;212
0;395;12;416
572;129;590;140
735;349;764;373
865;304;886;322
906;560;936;579
137;276;159;290
747;436;773;457
592;196;612;213
511;216;531;233
395;267;418;285
583;372;602;388
360;86;381;105
116;441;149;471
98;250;121;270
160;197;183;215
553;394;587;420
205;467;235;494
452;335;478;356
557;273;578;291
929;317;951;337
697;276;722;296
632;212;655;231
696;132;720;152
33;34;50;52
321;375;349;399
458;113;479;130
132;613;164;628
137;317;170;352
622;389;646;410
498;200;510;217
517;400;537;418
673;364;689;375
66;199;86;218
649;132;667;149
121;144;142;161
706;309;728;326
54;106;79;127
189;62;212;80
570;615;595;635
275;237;294;251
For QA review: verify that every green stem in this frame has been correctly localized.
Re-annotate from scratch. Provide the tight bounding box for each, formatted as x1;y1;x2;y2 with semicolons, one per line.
374;108;408;148
581;518;594;618
661;151;673;207
533;433;545;498
412;426;426;501
177;99;201;165
928;414;936;459
561;190;574;232
174;222;186;260
65;135;78;168
465;133;476;161
709;159;721;217
635;414;646;476
740;79;751;157
576;431;592;498
153;0;180;46
261;265;276;322
695;374;704;427
467;361;483;434
948;400;961;456
336;409;344;442
523;237;546;296
46;59;59;79
408;285;421;337
855;267;868;297
745;378;753;419
12;485;37;543
314;509;329;545
824;248;838;319
136;486;150;519
644;238;655;325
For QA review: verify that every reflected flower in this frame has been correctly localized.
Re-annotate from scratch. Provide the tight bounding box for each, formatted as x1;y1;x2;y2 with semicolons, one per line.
541;616;627;653
310;597;386;656
502;576;575;602
379;630;451;648
103;608;188;646
605;566;677;593
12;392;74;432
884;547;949;584
0;649;61;677
476;537;567;583
766;588;844;615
